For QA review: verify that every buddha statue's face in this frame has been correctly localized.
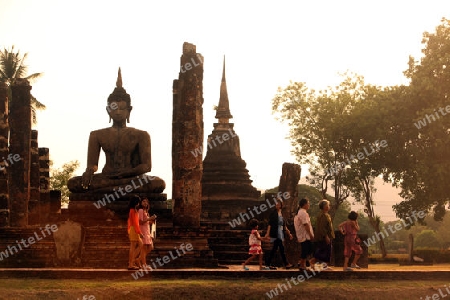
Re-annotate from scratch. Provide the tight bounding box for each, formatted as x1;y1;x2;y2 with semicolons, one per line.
107;100;132;123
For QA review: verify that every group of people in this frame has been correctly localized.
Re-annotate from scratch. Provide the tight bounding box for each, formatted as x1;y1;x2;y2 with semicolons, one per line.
242;197;363;272
127;196;156;270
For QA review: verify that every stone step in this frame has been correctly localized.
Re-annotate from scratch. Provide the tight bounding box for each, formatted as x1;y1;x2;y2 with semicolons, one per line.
0;225;264;268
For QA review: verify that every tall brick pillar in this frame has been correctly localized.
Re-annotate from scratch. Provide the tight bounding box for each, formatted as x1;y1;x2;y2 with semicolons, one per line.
172;42;204;227
29;130;40;225
9;80;32;227
278;162;301;266
39;147;51;224
0;82;9;227
278;162;301;219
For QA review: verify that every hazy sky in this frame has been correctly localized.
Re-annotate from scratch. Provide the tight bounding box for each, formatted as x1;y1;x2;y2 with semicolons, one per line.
1;0;449;221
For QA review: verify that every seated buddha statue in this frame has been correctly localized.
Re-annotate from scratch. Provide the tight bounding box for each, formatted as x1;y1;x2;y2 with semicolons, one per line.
68;68;165;194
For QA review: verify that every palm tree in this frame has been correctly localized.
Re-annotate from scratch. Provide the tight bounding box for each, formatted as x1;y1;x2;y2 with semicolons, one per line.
0;45;45;123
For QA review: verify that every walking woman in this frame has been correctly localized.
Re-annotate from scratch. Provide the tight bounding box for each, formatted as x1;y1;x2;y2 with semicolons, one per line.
264;198;294;269
127;196;143;270
138;197;156;269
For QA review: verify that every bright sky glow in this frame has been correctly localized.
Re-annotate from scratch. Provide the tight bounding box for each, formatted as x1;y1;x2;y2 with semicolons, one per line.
1;0;449;221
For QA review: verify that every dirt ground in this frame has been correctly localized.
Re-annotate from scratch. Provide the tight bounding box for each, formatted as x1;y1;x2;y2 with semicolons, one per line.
0;278;448;300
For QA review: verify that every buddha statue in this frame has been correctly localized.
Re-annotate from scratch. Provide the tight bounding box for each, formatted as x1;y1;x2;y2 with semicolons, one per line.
68;68;165;195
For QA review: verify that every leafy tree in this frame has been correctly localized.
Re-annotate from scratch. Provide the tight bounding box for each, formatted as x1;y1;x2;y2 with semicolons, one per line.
389;18;450;221
338;84;405;257
272;73;365;217
273;72;390;256
430;214;450;249
50;160;80;206
414;230;441;249
0;45;45;123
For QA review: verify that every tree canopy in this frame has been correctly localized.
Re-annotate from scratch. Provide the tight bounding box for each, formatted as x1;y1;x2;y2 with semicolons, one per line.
388;18;450;221
50;160;80;206
0;45;45;123
272;18;450;225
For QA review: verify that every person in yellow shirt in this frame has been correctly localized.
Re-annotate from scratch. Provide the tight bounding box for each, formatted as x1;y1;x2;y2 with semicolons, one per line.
313;199;335;269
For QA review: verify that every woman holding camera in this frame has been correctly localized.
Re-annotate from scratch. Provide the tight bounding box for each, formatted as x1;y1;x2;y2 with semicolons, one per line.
138;197;156;269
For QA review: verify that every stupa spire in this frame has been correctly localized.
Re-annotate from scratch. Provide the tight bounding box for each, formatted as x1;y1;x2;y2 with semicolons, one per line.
215;56;233;122
116;67;123;88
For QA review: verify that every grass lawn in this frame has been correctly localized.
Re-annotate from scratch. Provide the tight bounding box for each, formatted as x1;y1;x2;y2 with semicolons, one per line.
0;277;449;300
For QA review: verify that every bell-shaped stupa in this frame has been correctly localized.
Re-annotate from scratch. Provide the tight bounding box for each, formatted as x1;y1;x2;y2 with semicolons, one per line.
201;57;260;221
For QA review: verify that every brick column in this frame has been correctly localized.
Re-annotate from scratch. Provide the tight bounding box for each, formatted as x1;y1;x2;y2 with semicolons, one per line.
172;42;204;227
9;80;32;227
0;82;9;227
278;162;301;267
29;130;40;225
39;147;50;224
278;163;301;220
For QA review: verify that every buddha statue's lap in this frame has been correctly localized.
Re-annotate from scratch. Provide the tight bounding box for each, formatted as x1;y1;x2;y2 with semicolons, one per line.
68;68;165;196
68;173;165;194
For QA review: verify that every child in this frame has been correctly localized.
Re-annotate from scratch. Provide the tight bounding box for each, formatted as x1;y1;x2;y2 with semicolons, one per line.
338;211;363;271
242;219;270;270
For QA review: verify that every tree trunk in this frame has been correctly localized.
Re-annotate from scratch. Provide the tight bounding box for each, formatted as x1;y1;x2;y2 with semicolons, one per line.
361;177;387;258
368;215;387;258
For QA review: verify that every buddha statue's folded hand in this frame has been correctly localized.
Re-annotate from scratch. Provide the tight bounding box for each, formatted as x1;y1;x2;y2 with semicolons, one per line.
81;167;96;189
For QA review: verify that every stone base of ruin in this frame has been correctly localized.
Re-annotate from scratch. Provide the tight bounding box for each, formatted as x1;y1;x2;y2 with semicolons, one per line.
201;199;272;227
68;192;169;226
0;224;220;269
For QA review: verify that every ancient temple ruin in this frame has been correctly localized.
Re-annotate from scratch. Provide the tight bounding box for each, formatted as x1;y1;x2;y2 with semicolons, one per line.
0;80;60;228
172;42;204;227
0;43;293;269
201;58;261;222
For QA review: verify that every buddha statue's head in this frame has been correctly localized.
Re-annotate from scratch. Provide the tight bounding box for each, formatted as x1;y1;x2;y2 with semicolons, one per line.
107;68;132;123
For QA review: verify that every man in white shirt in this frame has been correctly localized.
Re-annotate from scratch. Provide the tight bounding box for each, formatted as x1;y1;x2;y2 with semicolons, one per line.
294;198;316;270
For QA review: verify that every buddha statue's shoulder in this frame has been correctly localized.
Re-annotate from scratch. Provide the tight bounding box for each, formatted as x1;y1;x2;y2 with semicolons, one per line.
88;127;149;135
124;127;150;138
89;127;111;134
124;127;149;134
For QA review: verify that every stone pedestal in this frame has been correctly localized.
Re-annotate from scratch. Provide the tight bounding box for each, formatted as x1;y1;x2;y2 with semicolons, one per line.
68;192;169;227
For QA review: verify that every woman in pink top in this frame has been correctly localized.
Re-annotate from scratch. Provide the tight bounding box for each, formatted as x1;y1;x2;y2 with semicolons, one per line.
128;196;143;270
138;198;156;269
338;211;363;271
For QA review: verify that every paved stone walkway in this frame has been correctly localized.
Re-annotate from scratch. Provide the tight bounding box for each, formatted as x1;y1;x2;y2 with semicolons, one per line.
1;264;449;280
